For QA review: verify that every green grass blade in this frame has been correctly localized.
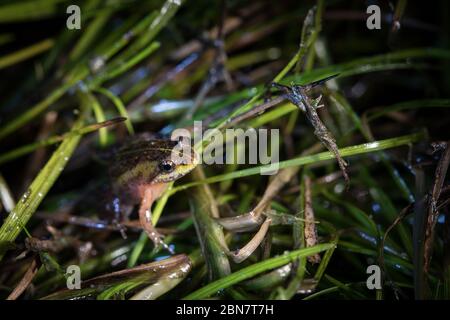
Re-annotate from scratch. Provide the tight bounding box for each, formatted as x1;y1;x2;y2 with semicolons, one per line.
366;99;450;122
183;243;335;300
78;91;108;146
0;118;125;165
174;131;426;192
0;107;89;261
0;38;53;70
94;87;135;135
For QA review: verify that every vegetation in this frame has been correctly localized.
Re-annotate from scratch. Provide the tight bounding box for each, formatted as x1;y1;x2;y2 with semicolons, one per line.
0;0;449;300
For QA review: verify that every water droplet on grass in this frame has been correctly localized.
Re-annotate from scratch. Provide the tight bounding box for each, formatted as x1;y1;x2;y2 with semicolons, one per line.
21;188;32;203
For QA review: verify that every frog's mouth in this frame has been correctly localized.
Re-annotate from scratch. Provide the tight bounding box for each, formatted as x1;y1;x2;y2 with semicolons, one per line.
173;162;197;176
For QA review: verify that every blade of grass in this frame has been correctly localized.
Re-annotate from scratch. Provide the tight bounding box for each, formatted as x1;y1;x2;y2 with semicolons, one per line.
285;48;450;85
330;90;415;202
365;99;450;122
68;1;113;62
183;243;334;300
189;167;231;279
279;171;307;299
78;91;108;146
0;38;54;70
0;173;15;212
314;234;339;282
0;0;66;22
359;167;413;258
93;88;134;135
0;106;89;261
90;41;160;87
172;131;426;193
0;0;184;141
0;118;126;165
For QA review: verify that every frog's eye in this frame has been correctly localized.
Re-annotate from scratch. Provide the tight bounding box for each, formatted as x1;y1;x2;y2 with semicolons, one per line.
159;160;175;173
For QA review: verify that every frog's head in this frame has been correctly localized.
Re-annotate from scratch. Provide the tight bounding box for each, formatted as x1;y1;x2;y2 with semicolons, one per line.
111;138;199;194
152;139;199;184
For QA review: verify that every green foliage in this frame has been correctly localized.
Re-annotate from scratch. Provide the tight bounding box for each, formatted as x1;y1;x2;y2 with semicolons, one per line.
0;0;449;300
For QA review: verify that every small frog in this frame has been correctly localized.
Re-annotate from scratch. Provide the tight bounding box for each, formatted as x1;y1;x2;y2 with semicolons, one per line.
108;135;198;253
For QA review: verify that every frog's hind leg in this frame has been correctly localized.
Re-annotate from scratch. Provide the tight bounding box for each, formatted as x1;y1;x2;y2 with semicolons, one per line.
138;185;174;254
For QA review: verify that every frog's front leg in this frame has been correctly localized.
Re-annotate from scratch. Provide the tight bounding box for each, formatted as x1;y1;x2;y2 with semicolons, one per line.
138;184;174;254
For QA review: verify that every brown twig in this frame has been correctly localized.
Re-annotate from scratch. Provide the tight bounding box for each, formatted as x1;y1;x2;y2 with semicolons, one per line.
272;81;349;185
304;175;321;264
7;255;41;300
224;95;285;128
424;141;450;272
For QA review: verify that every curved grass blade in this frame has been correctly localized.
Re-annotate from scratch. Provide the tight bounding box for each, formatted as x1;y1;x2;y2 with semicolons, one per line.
41;254;192;300
94;88;134;135
78;91;108;146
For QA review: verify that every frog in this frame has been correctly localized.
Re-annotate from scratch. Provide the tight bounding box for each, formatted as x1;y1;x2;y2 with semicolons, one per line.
108;135;198;253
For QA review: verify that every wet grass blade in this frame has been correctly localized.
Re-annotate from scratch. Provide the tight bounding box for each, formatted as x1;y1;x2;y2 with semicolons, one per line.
184;243;334;300
173;131;426;192
0;106;89;261
42;254;192;300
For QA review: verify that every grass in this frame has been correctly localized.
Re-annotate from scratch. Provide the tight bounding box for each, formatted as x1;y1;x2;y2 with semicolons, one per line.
0;0;449;300
0;106;88;261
